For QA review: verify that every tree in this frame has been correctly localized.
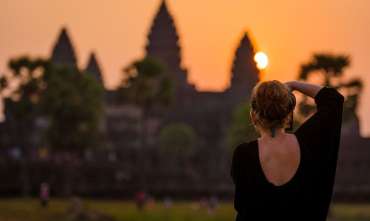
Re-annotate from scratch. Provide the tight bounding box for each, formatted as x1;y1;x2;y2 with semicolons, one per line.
158;123;197;187
1;57;46;126
1;57;104;154
0;56;47;196
227;103;259;151
299;54;350;86
159;123;197;159
341;79;363;123
41;65;104;154
41;64;104;196
119;57;173;146
1;56;104;196
118;57;174;190
298;53;363;122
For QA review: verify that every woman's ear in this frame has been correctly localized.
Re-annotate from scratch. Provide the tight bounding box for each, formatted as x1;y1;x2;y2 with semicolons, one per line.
285;111;294;131
250;110;256;126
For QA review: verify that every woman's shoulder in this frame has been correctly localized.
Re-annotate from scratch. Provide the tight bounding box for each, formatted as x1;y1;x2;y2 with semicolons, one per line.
314;86;344;104
232;140;258;157
231;140;259;180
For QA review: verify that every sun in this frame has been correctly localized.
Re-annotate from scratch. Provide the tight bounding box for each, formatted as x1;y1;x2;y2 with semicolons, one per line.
254;52;269;70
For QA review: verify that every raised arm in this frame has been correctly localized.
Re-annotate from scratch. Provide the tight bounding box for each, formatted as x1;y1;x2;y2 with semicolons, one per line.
286;82;345;210
289;80;344;162
284;81;344;118
285;81;323;98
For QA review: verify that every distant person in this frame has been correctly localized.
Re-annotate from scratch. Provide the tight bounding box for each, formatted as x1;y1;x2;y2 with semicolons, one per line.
207;196;219;214
231;81;344;221
146;195;156;209
40;182;50;207
68;197;83;216
163;196;173;208
198;197;208;210
135;191;147;210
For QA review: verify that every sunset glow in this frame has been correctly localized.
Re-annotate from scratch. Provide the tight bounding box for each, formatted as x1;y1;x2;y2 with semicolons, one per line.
1;0;370;135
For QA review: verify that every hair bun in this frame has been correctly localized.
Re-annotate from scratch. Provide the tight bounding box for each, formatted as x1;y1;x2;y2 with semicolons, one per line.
251;80;295;128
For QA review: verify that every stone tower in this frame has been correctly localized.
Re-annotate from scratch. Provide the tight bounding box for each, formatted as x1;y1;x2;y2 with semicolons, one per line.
50;27;78;68
145;0;195;103
228;32;260;103
85;52;104;86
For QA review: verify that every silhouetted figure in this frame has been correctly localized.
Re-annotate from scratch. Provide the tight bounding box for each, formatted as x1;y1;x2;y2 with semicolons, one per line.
135;191;147;210
40;182;50;207
146;195;156;209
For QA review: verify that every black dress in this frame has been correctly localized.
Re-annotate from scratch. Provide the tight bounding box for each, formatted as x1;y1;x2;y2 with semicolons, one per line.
231;87;344;221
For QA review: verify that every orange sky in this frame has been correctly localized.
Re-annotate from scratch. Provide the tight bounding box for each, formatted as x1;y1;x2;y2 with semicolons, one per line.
1;0;370;136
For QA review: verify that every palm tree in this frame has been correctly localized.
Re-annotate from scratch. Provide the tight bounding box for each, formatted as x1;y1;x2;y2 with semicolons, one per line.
299;53;350;86
298;53;363;122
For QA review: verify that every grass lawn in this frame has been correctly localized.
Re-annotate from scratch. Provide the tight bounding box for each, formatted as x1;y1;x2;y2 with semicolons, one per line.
0;198;369;221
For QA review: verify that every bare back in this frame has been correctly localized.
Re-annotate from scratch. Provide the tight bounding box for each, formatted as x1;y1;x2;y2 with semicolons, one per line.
257;133;301;186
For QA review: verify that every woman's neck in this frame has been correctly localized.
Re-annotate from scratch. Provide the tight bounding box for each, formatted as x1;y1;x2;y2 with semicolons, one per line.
259;127;286;140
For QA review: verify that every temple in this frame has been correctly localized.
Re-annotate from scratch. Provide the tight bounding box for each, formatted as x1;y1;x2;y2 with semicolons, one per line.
0;0;368;198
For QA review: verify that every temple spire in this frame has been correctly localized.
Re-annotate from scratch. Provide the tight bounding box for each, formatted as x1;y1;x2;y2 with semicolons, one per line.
85;52;104;86
145;0;194;97
50;27;78;68
146;0;180;63
159;0;169;14
228;32;260;100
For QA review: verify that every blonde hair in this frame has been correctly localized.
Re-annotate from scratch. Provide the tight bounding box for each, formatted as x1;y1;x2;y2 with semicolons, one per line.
251;80;296;136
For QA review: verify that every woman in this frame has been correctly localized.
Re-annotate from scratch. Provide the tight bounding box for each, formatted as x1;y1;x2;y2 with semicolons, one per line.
231;80;344;221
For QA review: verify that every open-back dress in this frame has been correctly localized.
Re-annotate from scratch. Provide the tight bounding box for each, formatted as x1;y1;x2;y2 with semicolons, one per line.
231;87;344;221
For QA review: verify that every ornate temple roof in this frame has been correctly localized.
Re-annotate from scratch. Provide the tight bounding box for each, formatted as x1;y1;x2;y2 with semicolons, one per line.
50;27;78;68
228;32;260;98
146;1;181;63
85;52;104;86
145;0;194;96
